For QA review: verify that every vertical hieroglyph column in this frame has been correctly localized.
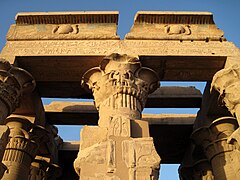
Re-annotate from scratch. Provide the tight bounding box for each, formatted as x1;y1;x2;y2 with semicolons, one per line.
0;59;36;122
74;53;161;180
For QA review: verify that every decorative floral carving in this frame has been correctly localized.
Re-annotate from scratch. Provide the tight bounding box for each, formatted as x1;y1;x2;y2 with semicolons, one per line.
2;117;48;180
191;117;240;180
82;53;159;111
122;138;160;179
0;59;36;122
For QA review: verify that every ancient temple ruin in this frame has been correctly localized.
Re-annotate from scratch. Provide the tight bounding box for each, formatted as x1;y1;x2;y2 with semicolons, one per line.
0;11;240;179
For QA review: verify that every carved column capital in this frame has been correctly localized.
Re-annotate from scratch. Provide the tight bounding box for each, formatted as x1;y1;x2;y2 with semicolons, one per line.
211;64;240;120
192;117;240;179
82;53;159;112
179;159;214;180
0;59;36;122
29;156;61;180
75;53;161;179
2;116;48;180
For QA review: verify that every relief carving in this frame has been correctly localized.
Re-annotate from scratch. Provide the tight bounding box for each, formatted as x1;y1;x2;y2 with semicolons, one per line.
52;24;79;34
75;54;160;179
108;116;130;137
164;25;191;35
82;53;159;112
122;138;160;179
191;117;240;180
2;117;48;180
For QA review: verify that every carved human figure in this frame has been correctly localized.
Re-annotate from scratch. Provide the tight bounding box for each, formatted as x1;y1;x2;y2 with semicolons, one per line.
74;53;161;179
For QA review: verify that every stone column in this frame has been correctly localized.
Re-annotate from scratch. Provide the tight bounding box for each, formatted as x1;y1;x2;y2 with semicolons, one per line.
192;117;240;180
29;156;61;180
0;126;10;178
179;159;214;180
2;117;48;180
211;64;240;134
179;144;214;180
0;59;36;122
74;53;161;180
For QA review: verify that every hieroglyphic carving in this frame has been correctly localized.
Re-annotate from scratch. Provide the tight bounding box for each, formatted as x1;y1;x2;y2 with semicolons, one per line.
74;140;116;177
0;59;36;122
2;40;239;63
107;140;116;173
75;54;160;179
122;138;160;180
108;116;130;137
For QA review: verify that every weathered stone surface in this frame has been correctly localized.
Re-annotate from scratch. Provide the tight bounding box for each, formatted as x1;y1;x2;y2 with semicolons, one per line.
192;117;240;180
0;126;10;178
2;116;48;180
74;54;160;179
7;12;119;41
0;59;36;123
1;10;240;179
125;12;224;41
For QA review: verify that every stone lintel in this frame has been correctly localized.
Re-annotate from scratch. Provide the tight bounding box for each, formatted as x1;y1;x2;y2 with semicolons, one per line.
43;86;202;108
44;101;196;125
125;11;224;41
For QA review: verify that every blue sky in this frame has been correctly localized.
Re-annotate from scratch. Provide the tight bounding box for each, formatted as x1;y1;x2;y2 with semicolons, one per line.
0;0;240;179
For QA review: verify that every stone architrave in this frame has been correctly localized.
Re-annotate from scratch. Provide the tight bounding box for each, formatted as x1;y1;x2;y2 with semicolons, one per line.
192;117;240;180
1;116;48;180
0;59;36;122
74;53;161;180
